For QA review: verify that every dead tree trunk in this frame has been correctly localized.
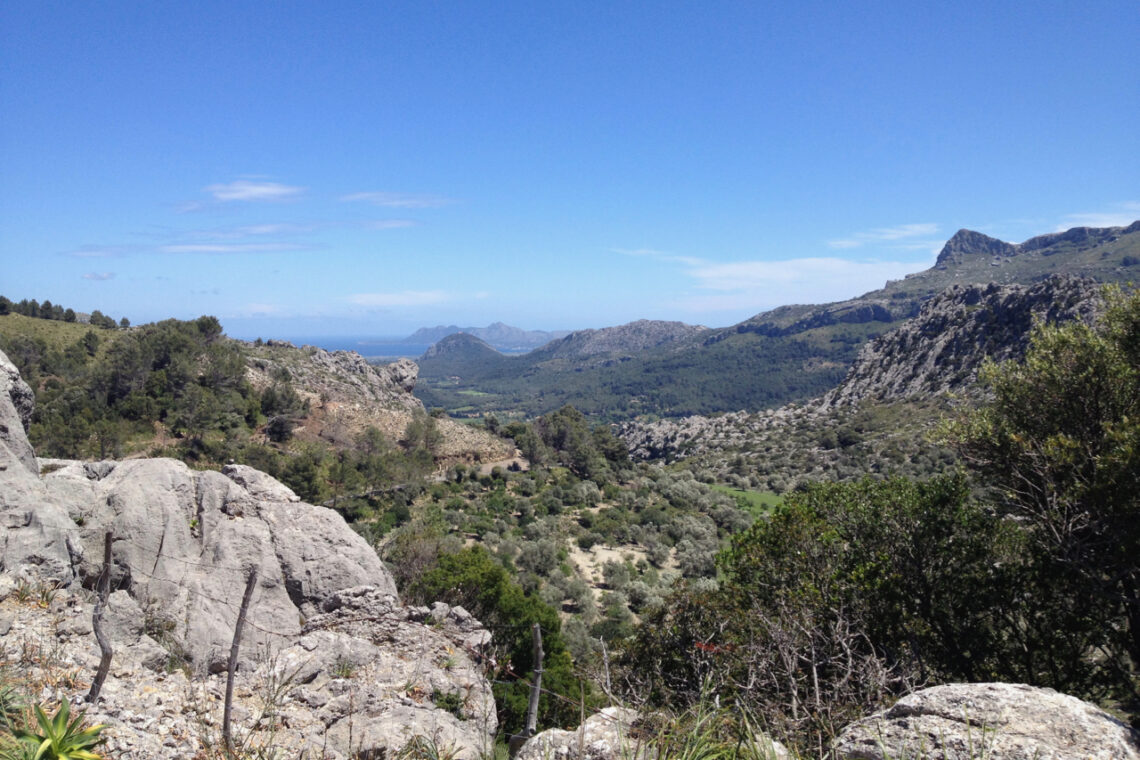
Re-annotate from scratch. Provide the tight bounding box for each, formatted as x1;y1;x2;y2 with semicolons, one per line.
223;567;258;753
86;531;113;703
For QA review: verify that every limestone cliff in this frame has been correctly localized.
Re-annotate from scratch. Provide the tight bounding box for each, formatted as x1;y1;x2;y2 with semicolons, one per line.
819;275;1102;408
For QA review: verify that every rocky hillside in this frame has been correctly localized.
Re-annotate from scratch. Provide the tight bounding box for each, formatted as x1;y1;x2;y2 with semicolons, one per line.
240;339;511;464
527;319;708;361
0;347;497;758
418;222;1140;421
819;275;1102;408
618;275;1114;485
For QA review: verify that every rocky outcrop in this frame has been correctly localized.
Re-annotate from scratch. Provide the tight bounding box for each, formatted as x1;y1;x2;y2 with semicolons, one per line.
246;341;512;464
1;352;79;582
0;582;496;759
516;707;644;760
820;276;1101;409
246;344;422;412
32;455;397;673
0;347;498;757
833;682;1140;760
935;229;1019;267
0;349;37;475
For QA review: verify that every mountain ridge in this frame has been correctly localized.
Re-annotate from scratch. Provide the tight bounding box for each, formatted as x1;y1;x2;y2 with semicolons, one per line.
404;321;571;351
414;221;1140;421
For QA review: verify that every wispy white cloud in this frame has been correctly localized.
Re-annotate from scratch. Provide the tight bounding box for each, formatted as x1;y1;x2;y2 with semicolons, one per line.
341;191;453;208
204;180;304;202
158;243;304;254
82;272;115;281
612;247;704;267
347;290;450;307
1057;201;1140;231
674;256;926;315
68;245;140;258
366;219;417;230
827;223;940;249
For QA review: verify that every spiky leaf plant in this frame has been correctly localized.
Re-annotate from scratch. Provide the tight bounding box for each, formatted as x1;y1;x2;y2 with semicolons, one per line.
8;699;107;760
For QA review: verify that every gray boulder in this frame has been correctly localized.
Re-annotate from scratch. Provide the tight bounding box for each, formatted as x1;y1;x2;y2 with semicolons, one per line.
0;349;37;475
0;353;79;582
516;707;645;760
833;682;1140;760
37;457;398;672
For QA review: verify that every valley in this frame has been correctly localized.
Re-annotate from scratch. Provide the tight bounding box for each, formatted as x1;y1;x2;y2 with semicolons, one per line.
2;220;1139;757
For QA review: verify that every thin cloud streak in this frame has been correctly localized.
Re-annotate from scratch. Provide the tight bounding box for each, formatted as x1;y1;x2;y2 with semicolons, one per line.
1057;202;1140;231
82;272;115;281
828;222;940;249
159;243;305;254
205;180;304;202
67;245;140;258
612;247;704;267
366;220;417;230
341;191;454;208
674;256;925;316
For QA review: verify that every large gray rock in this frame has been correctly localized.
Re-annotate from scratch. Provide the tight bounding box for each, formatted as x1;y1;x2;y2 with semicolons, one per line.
37;457;398;672
516;707;645;760
0;350;37;475
0;352;79;582
833;682;1140;760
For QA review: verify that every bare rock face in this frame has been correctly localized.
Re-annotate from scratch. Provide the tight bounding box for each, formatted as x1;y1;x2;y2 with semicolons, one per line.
833;683;1140;760
377;356;419;393
2;583;497;760
37;456;397;673
0;349;38;475
820;276;1101;409
0;353;80;583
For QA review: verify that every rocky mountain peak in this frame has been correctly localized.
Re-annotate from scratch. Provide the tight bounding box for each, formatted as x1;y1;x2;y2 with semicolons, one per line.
935;229;1018;267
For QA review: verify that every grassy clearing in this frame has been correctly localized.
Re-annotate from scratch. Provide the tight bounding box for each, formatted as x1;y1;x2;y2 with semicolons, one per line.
709;484;781;517
0;313;122;359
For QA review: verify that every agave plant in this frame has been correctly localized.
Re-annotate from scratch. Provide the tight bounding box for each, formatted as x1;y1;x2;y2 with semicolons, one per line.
8;699;107;760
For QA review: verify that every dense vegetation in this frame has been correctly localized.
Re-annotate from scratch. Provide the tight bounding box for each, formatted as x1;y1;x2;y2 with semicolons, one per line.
416;324;874;421
619;286;1140;753
0;310;442;516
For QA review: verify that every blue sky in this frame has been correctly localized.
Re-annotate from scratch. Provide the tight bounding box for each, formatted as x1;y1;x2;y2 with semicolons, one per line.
2;1;1137;339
